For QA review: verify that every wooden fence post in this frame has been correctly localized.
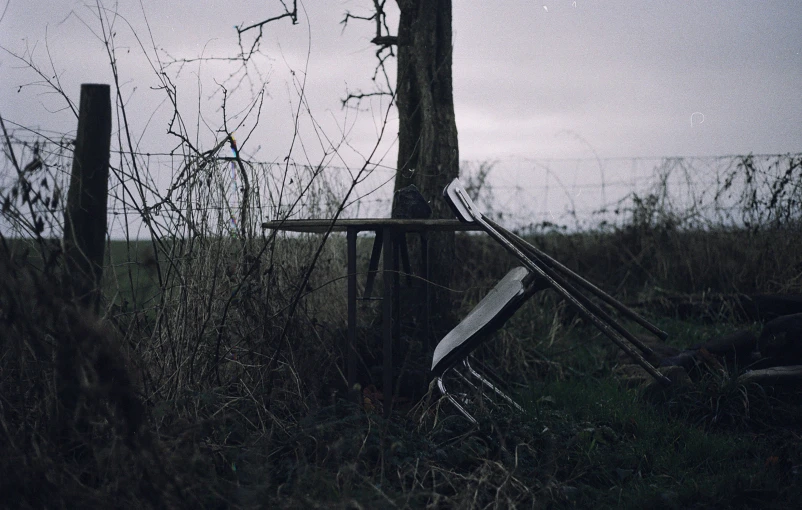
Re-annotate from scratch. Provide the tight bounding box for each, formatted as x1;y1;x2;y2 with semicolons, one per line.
63;84;111;311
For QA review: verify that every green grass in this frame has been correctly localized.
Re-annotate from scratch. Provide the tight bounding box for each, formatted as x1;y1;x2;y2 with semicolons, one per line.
522;374;800;509
104;239;162;311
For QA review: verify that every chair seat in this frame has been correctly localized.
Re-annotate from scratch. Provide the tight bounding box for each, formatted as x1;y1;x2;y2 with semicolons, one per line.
432;266;532;376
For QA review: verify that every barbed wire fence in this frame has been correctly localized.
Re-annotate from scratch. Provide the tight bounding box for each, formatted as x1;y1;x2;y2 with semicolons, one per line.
2;127;800;241
470;154;802;233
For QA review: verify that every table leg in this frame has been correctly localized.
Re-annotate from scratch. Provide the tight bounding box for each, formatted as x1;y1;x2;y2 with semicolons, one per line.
421;232;430;352
399;233;412;286
393;232;401;355
362;229;384;300
347;227;358;404
382;228;394;418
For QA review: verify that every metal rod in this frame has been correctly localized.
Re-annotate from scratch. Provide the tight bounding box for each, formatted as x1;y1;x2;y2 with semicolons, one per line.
485;217;669;341
489;222;657;357
452;186;671;386
463;358;524;412
454;365;497;410
437;376;478;424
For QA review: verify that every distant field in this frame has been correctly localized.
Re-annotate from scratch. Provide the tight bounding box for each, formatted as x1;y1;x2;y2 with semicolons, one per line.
7;222;802;315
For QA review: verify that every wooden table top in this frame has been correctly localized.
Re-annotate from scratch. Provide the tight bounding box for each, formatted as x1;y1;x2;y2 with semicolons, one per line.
261;218;484;233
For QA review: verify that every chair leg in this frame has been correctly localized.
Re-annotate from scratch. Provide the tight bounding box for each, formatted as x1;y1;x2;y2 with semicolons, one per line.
463;358;524;413
453;366;504;412
453;366;491;402
436;360;525;424
436;374;478;424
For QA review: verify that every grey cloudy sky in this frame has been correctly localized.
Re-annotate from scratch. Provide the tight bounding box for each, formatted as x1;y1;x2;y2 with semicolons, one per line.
1;1;800;165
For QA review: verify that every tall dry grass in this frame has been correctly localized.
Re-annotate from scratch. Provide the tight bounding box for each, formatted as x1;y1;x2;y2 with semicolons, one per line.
1;6;800;501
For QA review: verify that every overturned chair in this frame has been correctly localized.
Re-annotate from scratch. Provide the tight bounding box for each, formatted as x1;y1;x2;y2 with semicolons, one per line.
431;178;672;423
431;266;547;423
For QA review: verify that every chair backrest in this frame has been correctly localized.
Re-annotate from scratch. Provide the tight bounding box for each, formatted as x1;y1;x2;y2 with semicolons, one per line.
431;266;535;376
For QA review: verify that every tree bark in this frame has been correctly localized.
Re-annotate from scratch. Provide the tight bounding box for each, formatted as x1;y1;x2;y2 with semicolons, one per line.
393;0;459;333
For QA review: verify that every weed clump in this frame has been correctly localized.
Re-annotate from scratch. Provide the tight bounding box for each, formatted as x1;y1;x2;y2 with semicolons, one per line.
0;252;234;509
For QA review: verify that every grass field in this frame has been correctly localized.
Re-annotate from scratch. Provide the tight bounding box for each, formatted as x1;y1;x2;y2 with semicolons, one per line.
2;223;802;508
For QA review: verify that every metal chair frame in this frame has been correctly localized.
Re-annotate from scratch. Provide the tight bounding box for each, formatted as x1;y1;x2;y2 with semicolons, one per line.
431;266;539;423
443;178;670;384
432;178;673;423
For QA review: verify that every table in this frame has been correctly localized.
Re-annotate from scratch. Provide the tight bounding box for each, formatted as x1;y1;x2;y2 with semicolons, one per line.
261;218;482;416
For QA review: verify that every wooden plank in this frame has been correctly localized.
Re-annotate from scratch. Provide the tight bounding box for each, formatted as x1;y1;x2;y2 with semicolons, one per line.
347;227;358;404
261;218;483;233
738;365;802;385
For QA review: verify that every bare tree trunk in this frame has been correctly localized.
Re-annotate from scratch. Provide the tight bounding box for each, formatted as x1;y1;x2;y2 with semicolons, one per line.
393;0;459;333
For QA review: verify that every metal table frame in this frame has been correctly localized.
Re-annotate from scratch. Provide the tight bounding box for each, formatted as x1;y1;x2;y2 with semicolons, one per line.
262;218;481;416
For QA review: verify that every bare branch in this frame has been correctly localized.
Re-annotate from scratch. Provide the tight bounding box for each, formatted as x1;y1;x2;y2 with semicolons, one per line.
339;0;397;107
341;10;375;31
0;41;78;118
340;90;392;109
237;0;298;33
235;0;298;63
342;0;397;48
371;35;398;47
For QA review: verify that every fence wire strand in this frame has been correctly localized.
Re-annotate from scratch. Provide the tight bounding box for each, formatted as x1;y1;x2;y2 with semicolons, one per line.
2;131;800;240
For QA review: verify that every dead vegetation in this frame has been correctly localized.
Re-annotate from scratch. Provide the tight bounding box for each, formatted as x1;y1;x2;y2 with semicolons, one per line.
1;6;800;503
2;178;802;507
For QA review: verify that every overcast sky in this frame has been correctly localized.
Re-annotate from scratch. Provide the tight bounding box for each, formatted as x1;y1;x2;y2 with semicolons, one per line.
2;0;800;164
